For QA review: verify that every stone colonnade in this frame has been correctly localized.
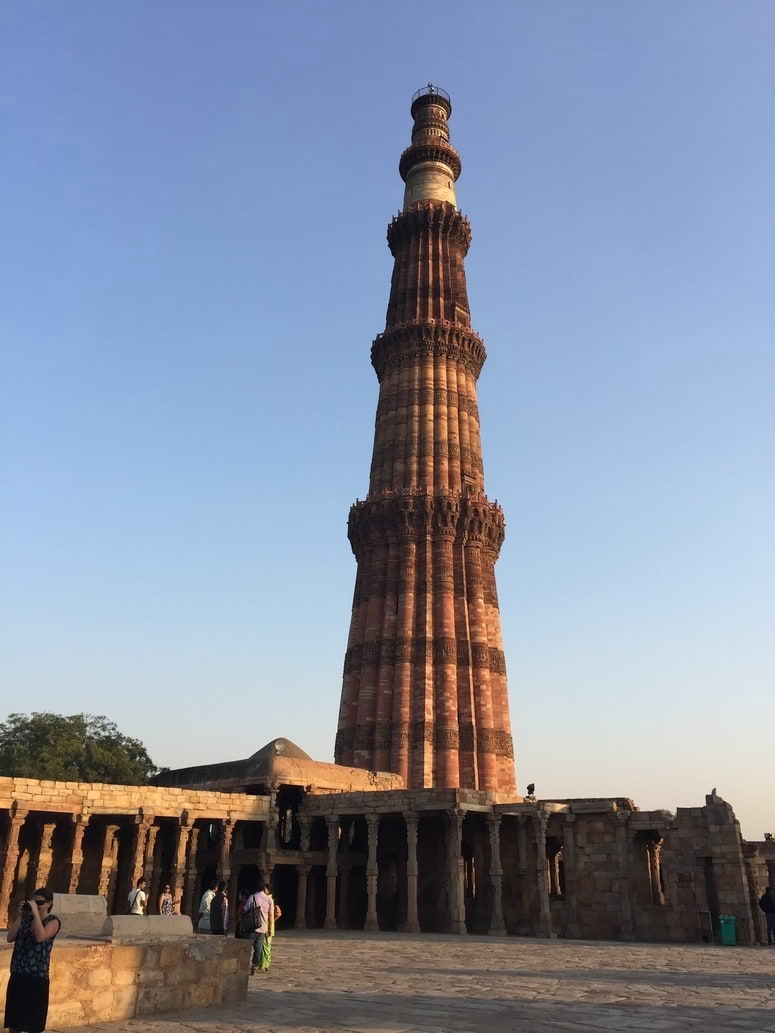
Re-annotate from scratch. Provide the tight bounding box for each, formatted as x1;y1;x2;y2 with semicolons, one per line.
0;778;762;945
294;804;539;936
0;778;269;928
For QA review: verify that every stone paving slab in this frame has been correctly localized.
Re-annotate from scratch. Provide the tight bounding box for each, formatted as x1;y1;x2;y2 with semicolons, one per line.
52;930;775;1033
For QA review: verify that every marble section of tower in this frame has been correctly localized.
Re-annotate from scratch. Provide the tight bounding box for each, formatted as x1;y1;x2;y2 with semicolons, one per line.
335;87;516;792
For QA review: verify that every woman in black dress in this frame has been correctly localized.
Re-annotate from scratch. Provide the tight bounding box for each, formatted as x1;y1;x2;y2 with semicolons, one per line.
4;886;60;1033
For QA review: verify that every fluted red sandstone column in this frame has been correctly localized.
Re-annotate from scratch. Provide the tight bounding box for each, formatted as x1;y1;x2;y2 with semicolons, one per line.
336;86;516;792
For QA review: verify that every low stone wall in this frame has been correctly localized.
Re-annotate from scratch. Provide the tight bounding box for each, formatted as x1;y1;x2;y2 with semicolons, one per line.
0;935;250;1028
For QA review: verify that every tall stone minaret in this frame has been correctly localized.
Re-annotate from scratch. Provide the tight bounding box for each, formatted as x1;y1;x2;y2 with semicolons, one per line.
335;86;516;793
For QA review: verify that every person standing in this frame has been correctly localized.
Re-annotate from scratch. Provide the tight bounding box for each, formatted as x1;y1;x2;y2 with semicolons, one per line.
4;886;61;1033
197;879;217;934
209;881;228;936
158;884;175;915
759;886;775;945
242;883;274;975
257;891;282;972
127;877;147;915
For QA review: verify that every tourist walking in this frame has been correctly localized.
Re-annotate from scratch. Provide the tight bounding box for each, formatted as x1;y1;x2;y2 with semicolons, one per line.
257;892;281;971
210;881;228;935
158;884;175;915
127;877;147;915
197;879;217;933
241;883;274;974
4;887;60;1033
759;886;775;944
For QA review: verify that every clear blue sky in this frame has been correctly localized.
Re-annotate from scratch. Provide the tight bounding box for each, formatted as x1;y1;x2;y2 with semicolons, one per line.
1;2;772;838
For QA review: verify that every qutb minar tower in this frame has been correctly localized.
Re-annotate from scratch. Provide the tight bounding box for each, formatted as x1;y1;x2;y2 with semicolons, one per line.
336;86;516;793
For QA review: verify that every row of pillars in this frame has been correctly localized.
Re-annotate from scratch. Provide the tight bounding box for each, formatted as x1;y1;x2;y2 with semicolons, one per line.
0;806;237;928
300;808;559;936
1;803;581;938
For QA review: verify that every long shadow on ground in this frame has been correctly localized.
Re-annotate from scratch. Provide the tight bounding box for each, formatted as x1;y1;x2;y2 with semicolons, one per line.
53;987;775;1033
387;965;775;989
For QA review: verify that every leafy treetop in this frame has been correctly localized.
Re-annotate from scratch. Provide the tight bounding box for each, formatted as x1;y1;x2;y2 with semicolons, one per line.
0;713;159;785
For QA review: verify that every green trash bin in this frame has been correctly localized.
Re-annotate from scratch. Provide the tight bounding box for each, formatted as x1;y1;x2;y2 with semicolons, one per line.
719;914;737;946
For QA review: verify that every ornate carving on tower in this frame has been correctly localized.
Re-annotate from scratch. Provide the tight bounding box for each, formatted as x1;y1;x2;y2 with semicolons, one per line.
335;85;516;792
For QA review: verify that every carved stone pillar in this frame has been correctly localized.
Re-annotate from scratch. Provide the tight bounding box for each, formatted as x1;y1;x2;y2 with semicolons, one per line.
403;812;420;933
183;827;201;920
446;810;466;934
0;805;28;925
487;813;506;935
614;811;635;941
227;842;240;935
262;790;279;852
97;824;119;900
548;847;563;897
67;814;89;894
295;864;310;930
364;814;380;931
107;827;122;909
170;815;192;912
33;822;57;889
323;814;339;930
563;813;581;937
144;825;161;907
129;814;154;893
534;809;554;938
647;838;665;906
219;818;235;885
96;826;116;900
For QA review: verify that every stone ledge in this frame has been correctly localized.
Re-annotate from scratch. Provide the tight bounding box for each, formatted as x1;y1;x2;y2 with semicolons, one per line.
0;934;249;1028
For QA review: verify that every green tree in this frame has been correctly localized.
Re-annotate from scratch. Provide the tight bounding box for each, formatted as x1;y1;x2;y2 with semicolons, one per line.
0;713;159;785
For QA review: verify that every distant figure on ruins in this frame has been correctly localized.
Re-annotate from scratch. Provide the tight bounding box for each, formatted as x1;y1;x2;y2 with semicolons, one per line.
242;883;275;975
158;883;175;915
4;887;60;1033
759;886;775;945
127;877;147;915
197;879;217;933
209;881;228;936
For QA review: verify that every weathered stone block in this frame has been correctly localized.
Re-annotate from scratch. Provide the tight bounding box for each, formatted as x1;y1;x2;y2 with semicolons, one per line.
88;967;113;988
137;966;164;985
137;986;185;1016
110;944;146;969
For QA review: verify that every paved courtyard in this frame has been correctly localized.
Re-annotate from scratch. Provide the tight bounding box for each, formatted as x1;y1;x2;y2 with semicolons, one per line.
55;930;775;1033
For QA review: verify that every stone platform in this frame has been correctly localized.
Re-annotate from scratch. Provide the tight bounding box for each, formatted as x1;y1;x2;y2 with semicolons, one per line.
52;929;775;1033
1;933;249;1028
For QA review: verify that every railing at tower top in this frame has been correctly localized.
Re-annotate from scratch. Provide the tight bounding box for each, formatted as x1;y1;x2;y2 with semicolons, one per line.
411;84;451;105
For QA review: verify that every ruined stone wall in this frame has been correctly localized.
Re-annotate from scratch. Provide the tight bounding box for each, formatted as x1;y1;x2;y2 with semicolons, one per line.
0;776;270;820
537;796;759;945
